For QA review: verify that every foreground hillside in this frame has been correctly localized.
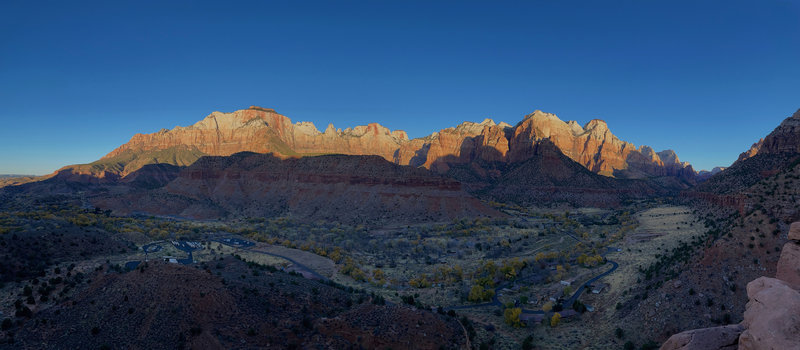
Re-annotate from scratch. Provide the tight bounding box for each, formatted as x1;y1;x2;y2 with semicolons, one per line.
3;258;465;349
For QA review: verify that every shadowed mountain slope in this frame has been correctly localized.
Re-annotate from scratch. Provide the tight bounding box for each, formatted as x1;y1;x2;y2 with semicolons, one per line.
90;153;500;225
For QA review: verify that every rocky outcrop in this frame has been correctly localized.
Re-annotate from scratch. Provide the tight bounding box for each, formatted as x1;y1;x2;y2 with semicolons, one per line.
660;324;744;350
64;106;694;183
737;140;763;162
776;223;800;289
661;221;800;350
738;277;800;350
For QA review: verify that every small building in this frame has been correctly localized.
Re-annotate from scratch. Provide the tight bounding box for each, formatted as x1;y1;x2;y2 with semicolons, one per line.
520;313;545;326
560;280;572;286
162;256;179;264
591;283;609;294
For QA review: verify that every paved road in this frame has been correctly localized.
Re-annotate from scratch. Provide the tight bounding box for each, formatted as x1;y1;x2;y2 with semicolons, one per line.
213;237;330;282
563;259;618;307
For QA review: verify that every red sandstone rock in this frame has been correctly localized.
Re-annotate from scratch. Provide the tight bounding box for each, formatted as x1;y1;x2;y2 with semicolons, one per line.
790;222;800;241
738;276;800;350
776;242;800;290
660;324;744;350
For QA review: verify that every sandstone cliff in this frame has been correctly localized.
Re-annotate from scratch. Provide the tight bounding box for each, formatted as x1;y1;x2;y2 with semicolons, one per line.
60;106;694;184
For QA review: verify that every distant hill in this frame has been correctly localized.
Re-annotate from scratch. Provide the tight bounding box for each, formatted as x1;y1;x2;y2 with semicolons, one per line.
79;152;501;225
0;174;40;188
696;166;726;182
445;139;671;207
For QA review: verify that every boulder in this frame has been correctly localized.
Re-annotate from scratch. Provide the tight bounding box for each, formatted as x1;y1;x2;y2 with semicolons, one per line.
776;242;800;289
738;277;800;350
659;324;744;350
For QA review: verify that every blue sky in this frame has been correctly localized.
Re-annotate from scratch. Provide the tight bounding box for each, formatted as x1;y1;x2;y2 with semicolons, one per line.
1;0;798;174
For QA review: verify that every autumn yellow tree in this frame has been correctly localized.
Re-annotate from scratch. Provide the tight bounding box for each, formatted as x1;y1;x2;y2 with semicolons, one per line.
542;301;553;312
468;285;495;302
409;275;431;288
504;307;523;327
550;312;561;327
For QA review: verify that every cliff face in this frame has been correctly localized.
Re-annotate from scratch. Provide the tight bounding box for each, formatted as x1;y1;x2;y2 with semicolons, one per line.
103;107;408;163
507;111;694;179
67;106;694;183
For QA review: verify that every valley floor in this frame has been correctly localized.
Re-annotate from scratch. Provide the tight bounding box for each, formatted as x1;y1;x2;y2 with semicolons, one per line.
0;200;723;349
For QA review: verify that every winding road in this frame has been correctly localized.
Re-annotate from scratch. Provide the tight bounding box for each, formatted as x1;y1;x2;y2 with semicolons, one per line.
136;231;619;318
444;245;620;316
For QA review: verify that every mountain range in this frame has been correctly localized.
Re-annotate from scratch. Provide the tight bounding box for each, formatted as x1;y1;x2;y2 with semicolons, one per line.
0;106;706;221
56;106;696;184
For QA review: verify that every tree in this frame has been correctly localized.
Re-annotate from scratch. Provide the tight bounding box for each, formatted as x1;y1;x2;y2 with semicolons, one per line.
468;285;494;302
542;301;553;312
550;312;561;327
504;307;523;327
615;327;625;339
521;335;534;350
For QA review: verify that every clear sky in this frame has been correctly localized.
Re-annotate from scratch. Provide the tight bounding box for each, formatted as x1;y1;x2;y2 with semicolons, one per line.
1;0;798;174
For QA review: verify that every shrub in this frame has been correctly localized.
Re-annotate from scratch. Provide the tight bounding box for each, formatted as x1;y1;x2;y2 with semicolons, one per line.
615;327;624;339
550;312;561;327
522;335;534;350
